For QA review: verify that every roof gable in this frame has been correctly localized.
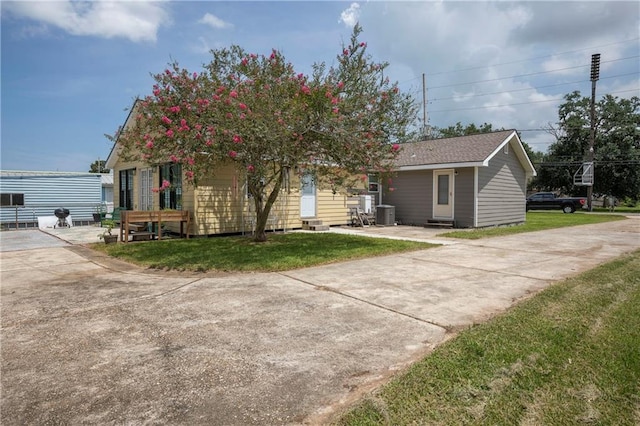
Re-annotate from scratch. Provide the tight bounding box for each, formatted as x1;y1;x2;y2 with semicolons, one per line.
105;99;140;169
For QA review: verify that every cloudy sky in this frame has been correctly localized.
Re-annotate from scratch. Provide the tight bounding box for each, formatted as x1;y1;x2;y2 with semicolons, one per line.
1;1;638;172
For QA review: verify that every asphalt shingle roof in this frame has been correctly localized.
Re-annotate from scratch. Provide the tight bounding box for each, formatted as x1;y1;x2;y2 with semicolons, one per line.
395;130;516;167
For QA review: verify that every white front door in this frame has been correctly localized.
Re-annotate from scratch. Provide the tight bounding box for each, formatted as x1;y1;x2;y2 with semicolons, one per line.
433;169;454;219
300;172;316;218
139;168;154;210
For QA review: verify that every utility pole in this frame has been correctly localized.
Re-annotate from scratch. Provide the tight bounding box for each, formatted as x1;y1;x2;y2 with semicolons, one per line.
422;73;428;139
587;53;600;212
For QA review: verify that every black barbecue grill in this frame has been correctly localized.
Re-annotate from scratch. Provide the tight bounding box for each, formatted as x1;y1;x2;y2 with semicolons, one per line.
54;207;70;228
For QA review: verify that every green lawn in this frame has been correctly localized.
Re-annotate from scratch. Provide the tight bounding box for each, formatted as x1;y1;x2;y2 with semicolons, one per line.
338;249;640;425
440;211;627;239
94;212;630;269
92;232;435;272
592;205;640;214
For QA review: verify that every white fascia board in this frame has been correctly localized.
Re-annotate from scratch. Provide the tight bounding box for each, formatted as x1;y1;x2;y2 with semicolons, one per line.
106;99;140;169
485;131;516;165
396;161;485;172
105;145;120;169
485;131;537;176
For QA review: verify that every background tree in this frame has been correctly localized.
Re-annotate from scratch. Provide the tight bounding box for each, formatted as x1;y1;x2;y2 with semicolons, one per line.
89;160;109;173
432;121;496;138
533;91;640;198
431;121;543;180
118;25;417;242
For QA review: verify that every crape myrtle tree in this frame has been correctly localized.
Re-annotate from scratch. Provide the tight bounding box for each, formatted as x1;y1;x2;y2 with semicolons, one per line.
118;25;417;242
535;91;640;198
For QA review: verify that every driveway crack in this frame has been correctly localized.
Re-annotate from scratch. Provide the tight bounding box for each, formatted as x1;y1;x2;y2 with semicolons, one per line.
278;272;451;332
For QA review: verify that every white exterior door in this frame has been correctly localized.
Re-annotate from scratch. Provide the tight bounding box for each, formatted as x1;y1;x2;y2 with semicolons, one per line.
139;168;154;211
433;169;454;219
300;172;316;218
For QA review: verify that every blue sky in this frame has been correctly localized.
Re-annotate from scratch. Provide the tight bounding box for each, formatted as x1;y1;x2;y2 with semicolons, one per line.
1;1;638;172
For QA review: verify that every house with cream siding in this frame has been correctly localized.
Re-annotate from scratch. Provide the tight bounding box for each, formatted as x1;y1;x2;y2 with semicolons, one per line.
105;109;352;237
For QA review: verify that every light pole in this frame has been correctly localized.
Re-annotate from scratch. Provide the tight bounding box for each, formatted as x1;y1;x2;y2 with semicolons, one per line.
587;53;600;212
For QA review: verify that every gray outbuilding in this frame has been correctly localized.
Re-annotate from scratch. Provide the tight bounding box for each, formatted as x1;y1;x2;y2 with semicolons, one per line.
378;130;536;228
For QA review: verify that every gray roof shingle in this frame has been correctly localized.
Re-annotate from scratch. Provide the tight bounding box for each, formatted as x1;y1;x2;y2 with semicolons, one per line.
395;130;516;167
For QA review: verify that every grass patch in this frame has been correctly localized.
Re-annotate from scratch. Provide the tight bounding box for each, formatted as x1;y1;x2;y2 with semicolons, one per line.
91;232;435;272
440;211;627;239
338;249;640;425
592;206;640;214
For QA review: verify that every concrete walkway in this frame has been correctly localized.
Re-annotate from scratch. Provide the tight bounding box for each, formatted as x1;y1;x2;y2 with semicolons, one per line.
1;217;639;425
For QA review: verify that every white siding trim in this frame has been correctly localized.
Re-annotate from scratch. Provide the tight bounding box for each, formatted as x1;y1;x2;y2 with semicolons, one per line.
484;131;537;177
398;161;484;172
485;131;516;165
473;166;479;228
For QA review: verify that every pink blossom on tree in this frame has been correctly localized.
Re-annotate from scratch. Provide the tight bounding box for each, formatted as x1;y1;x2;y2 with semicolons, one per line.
117;24;417;242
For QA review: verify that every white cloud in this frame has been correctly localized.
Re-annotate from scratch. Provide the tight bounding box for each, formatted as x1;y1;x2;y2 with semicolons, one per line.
3;0;171;42
15;23;51;39
600;76;640;101
198;13;233;30
347;1;638;151
339;2;360;28
191;36;213;55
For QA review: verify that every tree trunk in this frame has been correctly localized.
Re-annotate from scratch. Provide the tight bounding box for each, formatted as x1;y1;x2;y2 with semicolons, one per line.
251;174;283;242
253;207;269;242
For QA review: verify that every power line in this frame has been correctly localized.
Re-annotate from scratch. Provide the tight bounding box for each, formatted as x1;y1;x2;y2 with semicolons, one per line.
427;56;639;90
536;160;640;167
397;37;640;90
429;88;639;113
426;37;640;76
429;72;639;103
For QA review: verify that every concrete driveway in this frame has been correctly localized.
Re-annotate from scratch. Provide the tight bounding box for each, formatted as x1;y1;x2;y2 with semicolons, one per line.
1;217;639;425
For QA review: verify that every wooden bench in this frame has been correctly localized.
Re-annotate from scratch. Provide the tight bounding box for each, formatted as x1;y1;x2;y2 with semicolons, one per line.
120;210;191;243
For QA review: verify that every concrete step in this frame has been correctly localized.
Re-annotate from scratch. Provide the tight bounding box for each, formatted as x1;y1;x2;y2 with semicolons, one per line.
302;219;329;231
306;225;330;231
424;220;454;228
130;232;154;241
302;219;323;226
